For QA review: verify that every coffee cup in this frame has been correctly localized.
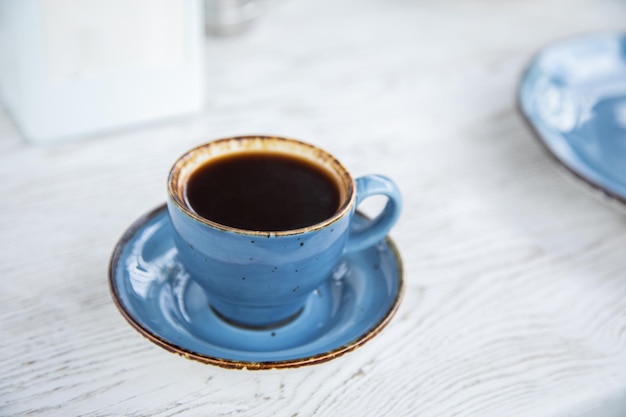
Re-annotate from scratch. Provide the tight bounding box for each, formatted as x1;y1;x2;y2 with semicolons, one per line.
167;136;402;328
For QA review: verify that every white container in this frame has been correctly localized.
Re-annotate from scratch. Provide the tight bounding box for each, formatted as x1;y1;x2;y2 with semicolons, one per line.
0;0;205;143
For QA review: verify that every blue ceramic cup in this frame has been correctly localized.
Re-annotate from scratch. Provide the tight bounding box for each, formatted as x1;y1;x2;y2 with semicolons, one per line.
167;136;401;328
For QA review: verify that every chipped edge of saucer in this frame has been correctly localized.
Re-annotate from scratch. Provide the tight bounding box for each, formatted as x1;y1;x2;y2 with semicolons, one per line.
108;204;405;371
516;32;626;209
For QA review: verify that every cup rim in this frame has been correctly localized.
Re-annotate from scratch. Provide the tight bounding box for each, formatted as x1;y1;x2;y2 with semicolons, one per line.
167;136;356;236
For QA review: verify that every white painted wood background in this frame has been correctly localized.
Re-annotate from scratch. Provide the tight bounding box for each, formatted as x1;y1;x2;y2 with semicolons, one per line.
2;0;626;415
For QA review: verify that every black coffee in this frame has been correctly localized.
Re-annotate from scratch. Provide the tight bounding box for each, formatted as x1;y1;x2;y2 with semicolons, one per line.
185;152;341;231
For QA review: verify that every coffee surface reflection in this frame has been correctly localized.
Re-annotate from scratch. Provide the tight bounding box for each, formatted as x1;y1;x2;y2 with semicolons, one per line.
185;152;341;231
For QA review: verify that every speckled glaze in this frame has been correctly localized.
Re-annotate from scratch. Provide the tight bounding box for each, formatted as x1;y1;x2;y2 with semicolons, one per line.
518;33;626;204
167;136;402;328
109;205;404;370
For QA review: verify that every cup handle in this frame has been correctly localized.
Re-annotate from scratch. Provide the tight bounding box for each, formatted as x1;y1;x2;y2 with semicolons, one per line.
345;174;402;253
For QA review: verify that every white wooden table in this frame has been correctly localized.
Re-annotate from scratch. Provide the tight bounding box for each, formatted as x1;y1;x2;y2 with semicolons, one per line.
2;0;626;415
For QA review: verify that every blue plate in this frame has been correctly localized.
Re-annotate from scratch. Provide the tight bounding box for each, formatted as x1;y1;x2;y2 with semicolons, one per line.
518;33;626;203
109;205;404;370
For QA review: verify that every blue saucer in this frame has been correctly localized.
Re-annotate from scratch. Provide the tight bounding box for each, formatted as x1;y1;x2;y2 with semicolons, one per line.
518;33;626;204
109;205;404;370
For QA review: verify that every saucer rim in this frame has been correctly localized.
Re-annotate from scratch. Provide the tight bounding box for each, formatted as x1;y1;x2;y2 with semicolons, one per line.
108;204;405;370
516;31;626;207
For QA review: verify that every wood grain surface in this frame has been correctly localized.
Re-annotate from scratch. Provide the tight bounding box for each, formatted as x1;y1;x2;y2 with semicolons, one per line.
2;0;626;415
